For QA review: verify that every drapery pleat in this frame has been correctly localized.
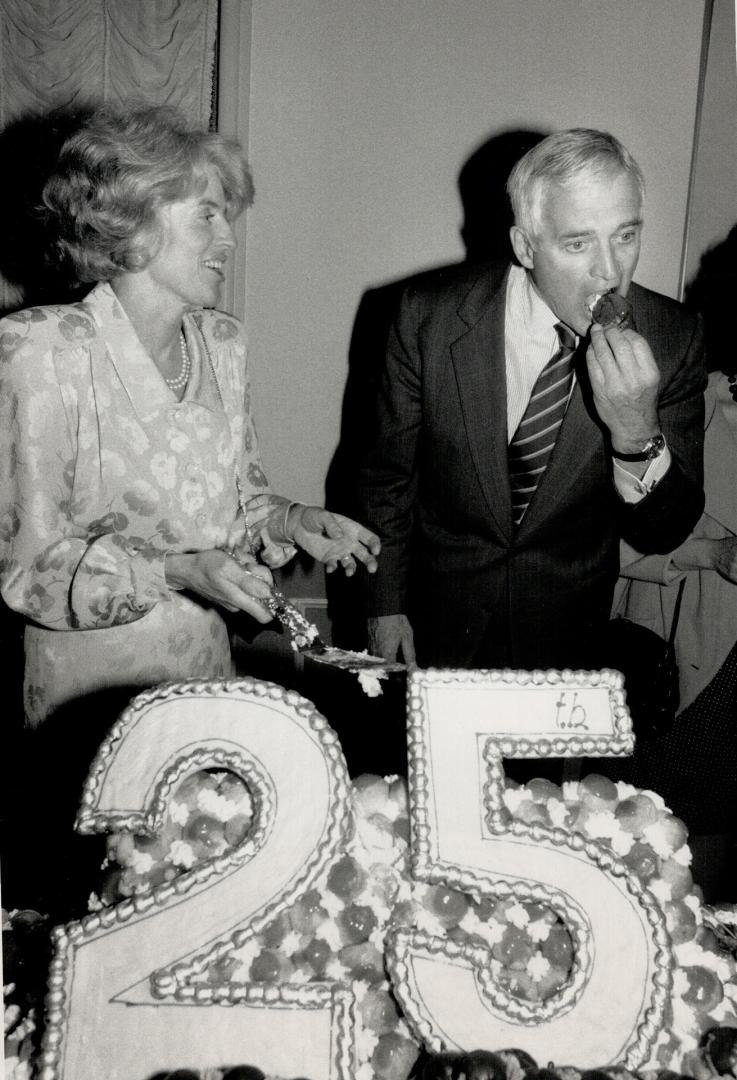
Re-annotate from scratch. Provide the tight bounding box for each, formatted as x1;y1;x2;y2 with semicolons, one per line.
0;0;219;310
0;0;219;126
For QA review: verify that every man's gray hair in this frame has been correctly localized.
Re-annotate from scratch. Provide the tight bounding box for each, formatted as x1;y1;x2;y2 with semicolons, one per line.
507;128;645;240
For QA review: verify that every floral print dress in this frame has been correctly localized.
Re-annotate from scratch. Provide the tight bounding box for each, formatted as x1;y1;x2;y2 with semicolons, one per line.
0;282;294;726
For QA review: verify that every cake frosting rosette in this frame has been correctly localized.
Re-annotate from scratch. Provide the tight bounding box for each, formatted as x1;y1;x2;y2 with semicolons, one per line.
72;769;736;1080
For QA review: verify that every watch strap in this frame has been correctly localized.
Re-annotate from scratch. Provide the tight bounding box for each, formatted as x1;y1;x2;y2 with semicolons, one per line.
611;433;665;462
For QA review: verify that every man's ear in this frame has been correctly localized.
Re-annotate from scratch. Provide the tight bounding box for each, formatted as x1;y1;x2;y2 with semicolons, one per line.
510;225;535;270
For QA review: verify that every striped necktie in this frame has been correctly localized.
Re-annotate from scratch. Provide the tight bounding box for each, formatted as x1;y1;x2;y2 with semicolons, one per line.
508;322;577;526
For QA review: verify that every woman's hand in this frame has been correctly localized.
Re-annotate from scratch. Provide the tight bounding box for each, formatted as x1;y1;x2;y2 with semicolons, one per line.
286;505;381;576
672;536;737;584
165;550;274;622
713;537;737;583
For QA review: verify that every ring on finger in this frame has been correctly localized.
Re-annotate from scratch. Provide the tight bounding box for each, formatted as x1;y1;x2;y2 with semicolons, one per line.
226;547;251;569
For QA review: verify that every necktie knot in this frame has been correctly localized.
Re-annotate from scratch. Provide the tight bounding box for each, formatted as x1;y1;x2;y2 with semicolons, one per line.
555;322;577;356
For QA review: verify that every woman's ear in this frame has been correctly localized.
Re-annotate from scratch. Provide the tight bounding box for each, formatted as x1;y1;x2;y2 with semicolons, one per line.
125;247;149;270
510;225;535;270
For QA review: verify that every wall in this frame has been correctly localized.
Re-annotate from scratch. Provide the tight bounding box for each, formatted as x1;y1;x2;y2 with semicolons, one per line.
681;0;737;292
226;0;706;593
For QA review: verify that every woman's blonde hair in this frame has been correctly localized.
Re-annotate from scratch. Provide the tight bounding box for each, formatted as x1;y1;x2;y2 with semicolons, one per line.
42;103;254;283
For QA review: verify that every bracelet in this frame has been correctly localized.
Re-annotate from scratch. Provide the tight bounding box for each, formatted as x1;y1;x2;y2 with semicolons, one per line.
225;546;249;569
283;501;301;544
234;474;259;555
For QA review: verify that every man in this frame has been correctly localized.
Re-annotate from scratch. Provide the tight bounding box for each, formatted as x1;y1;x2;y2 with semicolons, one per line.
360;129;705;671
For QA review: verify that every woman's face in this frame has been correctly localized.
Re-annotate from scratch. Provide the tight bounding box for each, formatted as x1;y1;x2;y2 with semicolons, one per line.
142;165;236;311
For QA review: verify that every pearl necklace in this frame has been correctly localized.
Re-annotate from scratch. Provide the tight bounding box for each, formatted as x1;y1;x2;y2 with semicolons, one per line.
728;373;737;404
164;332;191;392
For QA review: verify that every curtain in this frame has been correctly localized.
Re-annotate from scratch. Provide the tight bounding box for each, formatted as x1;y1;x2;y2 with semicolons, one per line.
0;0;218;126
0;0;219;310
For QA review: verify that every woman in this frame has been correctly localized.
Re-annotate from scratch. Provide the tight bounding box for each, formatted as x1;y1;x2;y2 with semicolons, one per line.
613;367;737;901
0;104;380;728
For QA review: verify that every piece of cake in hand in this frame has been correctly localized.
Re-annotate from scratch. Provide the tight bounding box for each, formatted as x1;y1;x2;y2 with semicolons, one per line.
590;290;633;329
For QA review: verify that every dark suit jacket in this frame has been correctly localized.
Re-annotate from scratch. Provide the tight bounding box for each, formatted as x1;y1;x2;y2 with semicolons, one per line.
359;261;706;670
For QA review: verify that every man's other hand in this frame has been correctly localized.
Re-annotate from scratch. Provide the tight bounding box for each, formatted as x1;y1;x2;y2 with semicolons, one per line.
368;613;416;665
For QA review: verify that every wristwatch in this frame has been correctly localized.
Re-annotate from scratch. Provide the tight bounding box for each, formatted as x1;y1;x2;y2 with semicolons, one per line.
611;433;666;462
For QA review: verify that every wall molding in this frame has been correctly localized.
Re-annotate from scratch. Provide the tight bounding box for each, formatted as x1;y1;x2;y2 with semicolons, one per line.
217;0;253;320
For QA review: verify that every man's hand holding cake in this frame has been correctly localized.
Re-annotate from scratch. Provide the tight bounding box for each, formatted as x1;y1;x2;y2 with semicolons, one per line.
587;294;666;479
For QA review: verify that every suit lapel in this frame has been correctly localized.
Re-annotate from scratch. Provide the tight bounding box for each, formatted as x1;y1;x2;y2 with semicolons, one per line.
449;267;607;542
450;265;513;540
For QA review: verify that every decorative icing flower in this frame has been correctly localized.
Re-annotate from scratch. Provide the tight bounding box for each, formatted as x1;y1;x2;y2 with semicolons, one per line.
357;670;385;697
167;841;196;869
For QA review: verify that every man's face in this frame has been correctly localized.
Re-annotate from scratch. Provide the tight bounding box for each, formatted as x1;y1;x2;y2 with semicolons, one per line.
511;168;643;336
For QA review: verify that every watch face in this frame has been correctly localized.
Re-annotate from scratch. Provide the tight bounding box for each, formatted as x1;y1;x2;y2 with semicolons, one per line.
645;434;665;458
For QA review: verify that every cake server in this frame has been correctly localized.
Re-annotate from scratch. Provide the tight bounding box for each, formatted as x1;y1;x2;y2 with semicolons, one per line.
256;580;405;670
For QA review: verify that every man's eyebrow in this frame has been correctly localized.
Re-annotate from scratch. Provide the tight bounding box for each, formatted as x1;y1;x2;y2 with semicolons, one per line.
558;228;595;241
558;218;643;241
198;197;222;209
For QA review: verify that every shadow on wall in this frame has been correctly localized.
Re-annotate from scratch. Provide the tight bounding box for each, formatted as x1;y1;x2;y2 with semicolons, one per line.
0;105;94;316
684;222;737;376
324;127;547;649
0;107;95;745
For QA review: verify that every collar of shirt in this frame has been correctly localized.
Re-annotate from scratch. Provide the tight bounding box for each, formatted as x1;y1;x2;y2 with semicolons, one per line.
86;281;222;416
504;264;578;439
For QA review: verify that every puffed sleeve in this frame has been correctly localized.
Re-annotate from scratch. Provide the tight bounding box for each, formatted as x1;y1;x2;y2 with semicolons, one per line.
0;311;170;629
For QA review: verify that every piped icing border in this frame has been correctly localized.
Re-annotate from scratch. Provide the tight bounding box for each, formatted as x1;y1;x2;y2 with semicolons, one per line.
38;677;356;1080
388;666;672;1069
